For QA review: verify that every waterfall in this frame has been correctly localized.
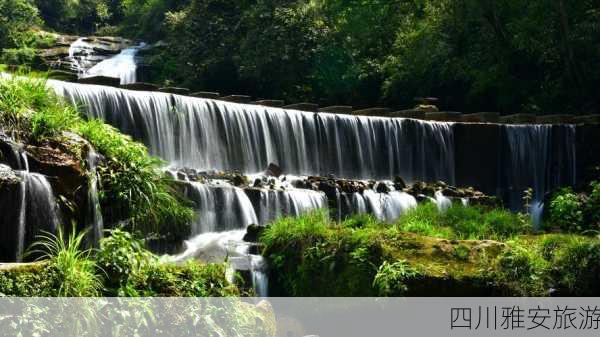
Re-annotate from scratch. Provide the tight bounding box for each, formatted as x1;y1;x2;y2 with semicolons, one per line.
253;189;327;225
82;43;145;85
13;172;60;262
500;125;576;226
340;190;418;223
185;183;258;235
68;38;96;76
48;80;455;182
85;150;104;245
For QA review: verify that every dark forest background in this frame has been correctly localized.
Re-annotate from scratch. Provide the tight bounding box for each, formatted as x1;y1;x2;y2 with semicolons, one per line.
1;0;599;113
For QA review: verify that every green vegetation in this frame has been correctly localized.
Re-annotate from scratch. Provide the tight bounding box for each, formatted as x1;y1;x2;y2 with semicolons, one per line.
0;74;194;239
396;203;529;240
261;208;600;296
0;229;237;297
2;0;598;114
547;181;600;234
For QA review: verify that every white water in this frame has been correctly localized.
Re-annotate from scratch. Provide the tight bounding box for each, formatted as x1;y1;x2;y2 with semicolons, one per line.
82;43;145;84
85;150;104;245
14;171;60;262
47;80;456;182
343;190;418;222
254;189;327;225
502;125;576;226
68;38;97;75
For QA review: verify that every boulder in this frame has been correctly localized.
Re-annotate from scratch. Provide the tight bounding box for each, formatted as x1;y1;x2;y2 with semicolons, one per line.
265;163;283;177
283;103;319;112
243;224;265;243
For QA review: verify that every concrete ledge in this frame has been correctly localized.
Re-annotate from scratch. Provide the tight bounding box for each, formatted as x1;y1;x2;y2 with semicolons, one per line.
536;114;575;124
221;95;253;103
283;103;319;112
460;112;499;123
120;82;159;91
191;91;220;99
319;106;353;114
159;87;191;95
78;76;120;87
425;111;462;121
499;113;537;124
387;110;426;119
252;100;285;107
574;115;600;124
351;108;391;116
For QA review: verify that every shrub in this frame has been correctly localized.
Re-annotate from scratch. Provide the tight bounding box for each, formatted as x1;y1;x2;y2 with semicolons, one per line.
95;229;153;294
28;227;102;297
583;181;600;231
550;238;600;296
548;188;584;232
373;260;420;296
490;242;549;296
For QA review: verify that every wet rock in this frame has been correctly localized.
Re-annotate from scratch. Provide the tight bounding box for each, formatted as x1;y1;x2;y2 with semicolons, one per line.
0;165;20;186
375;182;390;193
120;82;159;91
393;176;407;190
243;224;265;243
266;162;283;177
158;87;190;95
232;174;248;187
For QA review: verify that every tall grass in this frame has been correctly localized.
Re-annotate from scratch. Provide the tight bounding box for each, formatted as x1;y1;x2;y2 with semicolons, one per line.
29;227;102;297
396;203;529;240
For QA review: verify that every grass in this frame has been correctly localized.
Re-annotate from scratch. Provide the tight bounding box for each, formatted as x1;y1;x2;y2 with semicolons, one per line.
395;203;530;240
0;229;238;297
0;74;194;239
28;226;102;296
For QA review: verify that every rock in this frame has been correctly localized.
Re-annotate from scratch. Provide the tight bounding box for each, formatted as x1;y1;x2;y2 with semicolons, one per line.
243;224;264;243
220;95;252;103
232;174;247;187
393;176;407;190
191;91;220;99
0;165;20;186
266;163;283;177
47;70;78;82
375;182;390;193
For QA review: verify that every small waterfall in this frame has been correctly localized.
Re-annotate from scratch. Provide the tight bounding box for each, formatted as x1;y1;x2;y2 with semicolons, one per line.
253;189;327;225
14;171;60;261
85;150;104;245
185;183;258;235
68;38;96;75
344;190;418;222
500;125;576;224
434;191;452;212
82;43;145;84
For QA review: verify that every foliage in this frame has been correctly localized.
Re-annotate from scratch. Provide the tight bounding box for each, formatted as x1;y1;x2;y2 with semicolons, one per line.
28;227;102;296
583;182;600;230
0;0;42;49
548;188;584;232
373;260;420;296
1;229;238;297
78;120;194;239
95;228;153;293
0;75;194;238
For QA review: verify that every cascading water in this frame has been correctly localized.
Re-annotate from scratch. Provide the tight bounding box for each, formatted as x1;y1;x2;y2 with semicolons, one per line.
339;190;418;222
43;78;579;293
68;38;97;76
185;183;259;235
85;150;104;245
500;125;576;227
12;171;60;262
252;188;327;225
47;80;455;182
82;43;145;85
